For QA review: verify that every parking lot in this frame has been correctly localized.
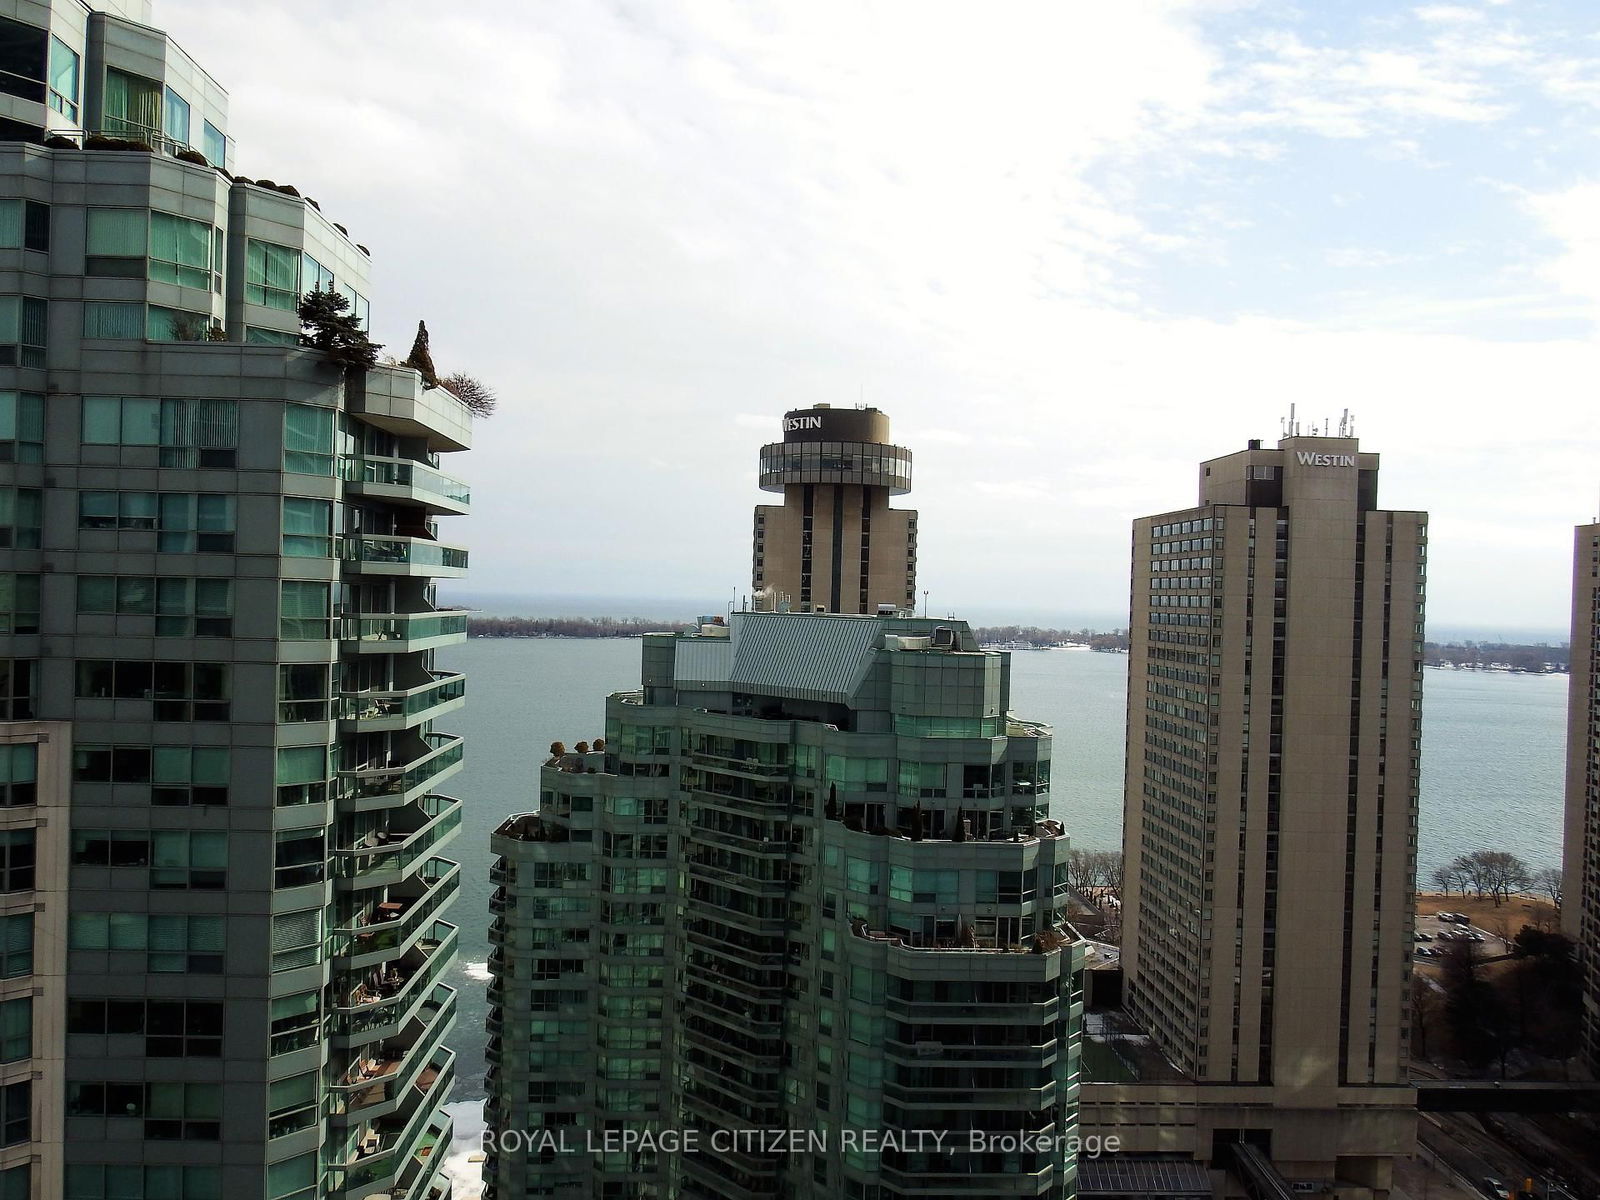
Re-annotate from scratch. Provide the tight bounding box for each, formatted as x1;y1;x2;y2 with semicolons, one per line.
1412;909;1514;963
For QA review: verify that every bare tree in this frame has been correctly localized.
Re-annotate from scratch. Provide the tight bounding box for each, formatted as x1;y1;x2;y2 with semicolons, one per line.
1065;849;1099;898
439;372;497;418
1429;864;1460;896
1534;866;1562;910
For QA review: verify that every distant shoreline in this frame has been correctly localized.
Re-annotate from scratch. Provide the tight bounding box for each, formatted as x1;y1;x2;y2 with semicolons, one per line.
463;617;1568;671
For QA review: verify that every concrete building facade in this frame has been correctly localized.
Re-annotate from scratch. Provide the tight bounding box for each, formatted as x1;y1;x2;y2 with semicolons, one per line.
0;1;471;1195
1562;523;1600;1073
753;405;917;615
1092;434;1423;1197
485;610;1086;1200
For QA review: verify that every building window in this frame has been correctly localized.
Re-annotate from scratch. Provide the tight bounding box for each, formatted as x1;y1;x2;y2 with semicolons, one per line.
301;252;333;297
64;1166;220;1199
147;305;215;342
283;404;335;474
278;663;330;722
72;744;228;806
246;239;299;310
339;282;370;330
279;580;331;640
47;35;76;119
161;85;190;148
0;1081;26;1147
81;301;143;339
67;998;222;1057
246;326;298;346
0;392;42;463
0;914;29;978
269;993;319;1057
267;1071;318;1138
0;489;40;549
0;997;24;1064
150;212;214;289
0;830;33;892
149;831;226;889
0;744;35;807
102;67;161;141
82;396;238;466
76;576;233;636
66;1081;219;1141
270;909;321;972
67;912;222;973
0;200;47;252
265;1154;316;1200
87;210;218;292
157;493;235;552
0;296;45;367
201;120;225;168
74;660;231;722
0;575;37;636
281;497;334;557
274;830;324;889
0;662;31;721
275;745;333;807
84;208;146;274
0;18;45;103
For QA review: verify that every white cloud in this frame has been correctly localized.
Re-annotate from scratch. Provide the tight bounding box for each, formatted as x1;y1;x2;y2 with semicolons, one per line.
146;0;1600;632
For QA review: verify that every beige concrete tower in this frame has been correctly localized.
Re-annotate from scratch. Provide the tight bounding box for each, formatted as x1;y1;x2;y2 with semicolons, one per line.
752;405;916;614
1114;433;1423;1194
1561;523;1600;1071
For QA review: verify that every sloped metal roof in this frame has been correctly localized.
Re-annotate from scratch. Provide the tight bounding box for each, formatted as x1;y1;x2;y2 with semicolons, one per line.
670;612;883;704
729;613;882;703
1077;1157;1212;1197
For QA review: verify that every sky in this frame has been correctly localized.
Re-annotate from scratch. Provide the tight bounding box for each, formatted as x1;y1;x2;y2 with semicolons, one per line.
160;0;1600;637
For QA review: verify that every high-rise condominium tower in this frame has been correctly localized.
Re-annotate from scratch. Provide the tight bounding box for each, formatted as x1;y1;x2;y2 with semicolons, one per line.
487;415;1084;1200
753;405;916;614
1562;523;1600;1072
1113;434;1423;1194
0;2;470;1194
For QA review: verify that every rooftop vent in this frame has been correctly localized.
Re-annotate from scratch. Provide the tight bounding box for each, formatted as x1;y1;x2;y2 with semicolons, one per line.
931;626;956;650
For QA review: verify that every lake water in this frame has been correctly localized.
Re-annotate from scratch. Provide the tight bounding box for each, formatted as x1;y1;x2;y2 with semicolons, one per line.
435;638;1569;1101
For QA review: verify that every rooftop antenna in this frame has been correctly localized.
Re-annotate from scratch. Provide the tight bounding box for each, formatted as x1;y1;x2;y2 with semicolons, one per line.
922;589;929;618
1338;408;1350;438
1323;418;1329;436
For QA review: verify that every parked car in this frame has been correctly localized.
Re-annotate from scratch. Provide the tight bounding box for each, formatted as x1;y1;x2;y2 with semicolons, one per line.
1480;1178;1505;1199
1415;932;1433;942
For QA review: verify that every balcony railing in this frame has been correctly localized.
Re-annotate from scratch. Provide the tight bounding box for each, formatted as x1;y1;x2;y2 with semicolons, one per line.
334;1064;453;1198
340;734;463;804
343;609;469;651
335;795;463;885
345;535;468;575
340;672;465;728
331;921;458;1040
332;859;461;963
342;454;471;510
329;987;456;1118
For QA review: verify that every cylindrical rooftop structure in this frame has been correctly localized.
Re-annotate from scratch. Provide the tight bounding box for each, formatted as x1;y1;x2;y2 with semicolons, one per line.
758;404;913;496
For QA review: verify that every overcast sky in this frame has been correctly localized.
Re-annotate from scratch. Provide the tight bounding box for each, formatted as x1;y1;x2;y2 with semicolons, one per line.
163;0;1600;636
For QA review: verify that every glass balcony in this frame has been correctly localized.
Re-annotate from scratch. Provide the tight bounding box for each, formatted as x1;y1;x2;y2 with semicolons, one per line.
331;921;458;1042
340;672;465;730
333;859;460;966
342;454;471;515
334;1079;453;1200
340;734;463;808
335;795;463;888
392;1108;454;1200
343;609;468;654
345;535;468;578
329;986;456;1119
350;363;472;454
